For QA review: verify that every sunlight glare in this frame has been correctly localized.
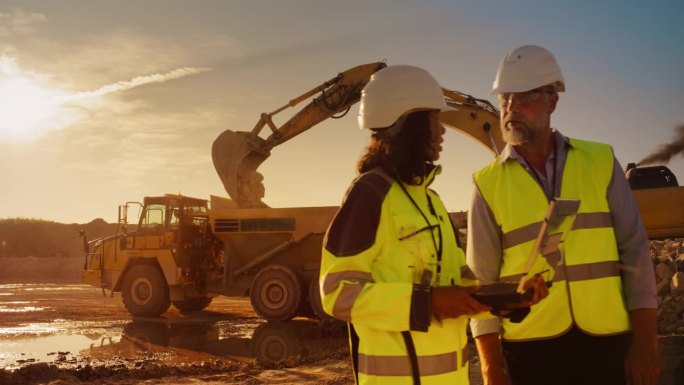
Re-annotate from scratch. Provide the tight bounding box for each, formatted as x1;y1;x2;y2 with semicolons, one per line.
0;56;68;141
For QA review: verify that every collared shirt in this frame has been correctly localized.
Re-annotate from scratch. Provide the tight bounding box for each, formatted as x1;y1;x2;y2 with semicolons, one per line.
467;130;657;337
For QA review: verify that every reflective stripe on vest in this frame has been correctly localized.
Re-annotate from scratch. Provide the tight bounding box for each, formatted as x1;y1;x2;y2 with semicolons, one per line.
358;345;469;376
474;138;630;340
501;260;621;283
502;212;613;249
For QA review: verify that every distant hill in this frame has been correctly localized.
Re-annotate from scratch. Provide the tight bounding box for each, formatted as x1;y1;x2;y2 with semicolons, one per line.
0;218;121;283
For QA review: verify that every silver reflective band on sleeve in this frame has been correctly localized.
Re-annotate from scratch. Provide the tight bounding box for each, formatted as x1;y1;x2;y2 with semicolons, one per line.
502;212;613;249
322;270;374;295
460;265;477;280
332;282;366;322
358;346;468;376
553;260;620;282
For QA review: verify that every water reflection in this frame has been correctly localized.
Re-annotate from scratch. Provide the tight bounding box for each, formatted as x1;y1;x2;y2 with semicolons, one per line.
86;317;347;366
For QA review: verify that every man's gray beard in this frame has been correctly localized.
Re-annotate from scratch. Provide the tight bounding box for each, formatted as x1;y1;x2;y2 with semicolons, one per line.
502;127;530;145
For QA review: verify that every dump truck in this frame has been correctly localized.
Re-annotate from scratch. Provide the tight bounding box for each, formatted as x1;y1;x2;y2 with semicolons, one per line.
81;61;504;321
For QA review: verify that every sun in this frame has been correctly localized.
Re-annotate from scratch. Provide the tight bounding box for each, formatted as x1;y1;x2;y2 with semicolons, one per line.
0;57;68;141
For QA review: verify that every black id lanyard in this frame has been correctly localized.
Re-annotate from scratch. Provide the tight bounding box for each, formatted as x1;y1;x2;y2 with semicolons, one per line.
395;179;443;280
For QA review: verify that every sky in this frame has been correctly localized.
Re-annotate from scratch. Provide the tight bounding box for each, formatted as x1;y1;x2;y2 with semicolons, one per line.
0;0;683;224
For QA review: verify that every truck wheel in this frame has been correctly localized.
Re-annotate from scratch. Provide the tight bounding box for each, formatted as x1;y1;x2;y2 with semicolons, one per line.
121;264;170;317
250;321;298;363
250;265;301;321
309;278;334;321
172;297;213;312
123;320;170;346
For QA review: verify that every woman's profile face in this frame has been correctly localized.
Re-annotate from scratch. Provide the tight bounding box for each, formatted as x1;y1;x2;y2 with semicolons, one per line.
425;110;445;161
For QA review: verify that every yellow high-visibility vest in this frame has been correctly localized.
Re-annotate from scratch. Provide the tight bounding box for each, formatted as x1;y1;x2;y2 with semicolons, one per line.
474;138;630;340
321;167;474;384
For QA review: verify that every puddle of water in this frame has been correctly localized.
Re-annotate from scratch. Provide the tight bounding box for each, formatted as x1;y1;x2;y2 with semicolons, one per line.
0;298;46;313
0;334;96;370
0;306;45;313
0;318;347;369
0;323;60;337
0;284;92;292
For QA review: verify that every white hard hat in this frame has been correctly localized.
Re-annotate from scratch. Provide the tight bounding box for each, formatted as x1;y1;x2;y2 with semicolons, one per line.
491;45;565;94
358;65;455;130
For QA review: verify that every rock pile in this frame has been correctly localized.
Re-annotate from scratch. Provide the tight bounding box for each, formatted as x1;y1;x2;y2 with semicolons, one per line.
652;238;684;334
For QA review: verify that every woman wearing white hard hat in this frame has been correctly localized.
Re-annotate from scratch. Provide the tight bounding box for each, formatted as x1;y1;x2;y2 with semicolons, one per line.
320;65;490;385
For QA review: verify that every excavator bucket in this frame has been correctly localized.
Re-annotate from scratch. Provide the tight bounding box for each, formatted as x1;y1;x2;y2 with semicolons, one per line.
212;129;269;208
212;62;388;209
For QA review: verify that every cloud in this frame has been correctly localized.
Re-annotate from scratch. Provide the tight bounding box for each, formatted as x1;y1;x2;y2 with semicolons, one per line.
0;7;45;37
63;67;212;101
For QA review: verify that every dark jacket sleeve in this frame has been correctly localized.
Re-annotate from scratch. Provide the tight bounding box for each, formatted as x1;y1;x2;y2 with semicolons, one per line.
324;172;392;257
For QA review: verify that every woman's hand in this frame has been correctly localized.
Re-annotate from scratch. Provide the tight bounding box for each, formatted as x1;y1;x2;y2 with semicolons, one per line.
431;285;491;318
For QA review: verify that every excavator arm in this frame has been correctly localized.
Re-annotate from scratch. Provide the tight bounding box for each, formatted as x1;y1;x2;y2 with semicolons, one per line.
441;89;504;155
212;61;503;208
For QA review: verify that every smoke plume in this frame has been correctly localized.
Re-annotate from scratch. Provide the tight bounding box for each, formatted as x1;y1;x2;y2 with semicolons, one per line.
637;125;684;166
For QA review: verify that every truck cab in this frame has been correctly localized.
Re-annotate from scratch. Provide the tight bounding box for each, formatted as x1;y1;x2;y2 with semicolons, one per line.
82;194;224;316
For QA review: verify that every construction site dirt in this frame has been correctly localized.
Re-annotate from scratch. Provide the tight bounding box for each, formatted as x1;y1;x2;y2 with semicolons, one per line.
1;283;682;385
0;283;357;385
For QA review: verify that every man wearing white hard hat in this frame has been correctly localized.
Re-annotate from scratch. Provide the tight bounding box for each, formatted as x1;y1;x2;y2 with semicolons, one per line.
467;45;659;385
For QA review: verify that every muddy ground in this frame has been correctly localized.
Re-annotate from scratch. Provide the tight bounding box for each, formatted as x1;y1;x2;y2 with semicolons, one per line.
0;284;485;385
1;284;682;385
0;283;355;385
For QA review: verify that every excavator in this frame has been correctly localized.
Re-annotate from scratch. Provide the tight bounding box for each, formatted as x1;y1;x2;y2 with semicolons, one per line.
82;61;682;322
212;61;504;208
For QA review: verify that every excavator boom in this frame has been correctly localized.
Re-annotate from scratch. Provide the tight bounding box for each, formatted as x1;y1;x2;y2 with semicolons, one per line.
212;62;503;208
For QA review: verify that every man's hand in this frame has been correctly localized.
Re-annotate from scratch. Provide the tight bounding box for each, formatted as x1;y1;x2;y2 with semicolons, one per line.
495;274;551;312
625;308;660;385
528;274;549;305
431;285;491;318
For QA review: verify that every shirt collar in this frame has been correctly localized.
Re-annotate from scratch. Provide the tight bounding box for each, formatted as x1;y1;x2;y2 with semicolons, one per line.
497;129;572;164
410;164;441;186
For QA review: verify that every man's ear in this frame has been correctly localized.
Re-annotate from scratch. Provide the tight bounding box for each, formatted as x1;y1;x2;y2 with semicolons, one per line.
547;93;559;114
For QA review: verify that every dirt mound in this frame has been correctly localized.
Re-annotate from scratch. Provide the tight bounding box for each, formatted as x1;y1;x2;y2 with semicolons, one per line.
652;239;684;334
